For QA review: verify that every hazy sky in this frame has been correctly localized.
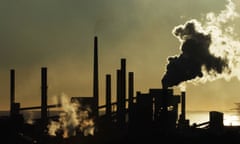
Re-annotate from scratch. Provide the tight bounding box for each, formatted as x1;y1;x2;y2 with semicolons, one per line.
1;0;240;112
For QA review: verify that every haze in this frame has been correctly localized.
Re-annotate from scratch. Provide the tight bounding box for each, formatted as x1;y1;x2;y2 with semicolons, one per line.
0;0;240;112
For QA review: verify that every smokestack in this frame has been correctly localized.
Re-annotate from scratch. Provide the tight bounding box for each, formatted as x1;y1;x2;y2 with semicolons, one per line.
128;72;134;125
121;58;126;112
117;69;122;125
10;69;15;117
41;67;48;129
181;91;186;120
93;36;99;117
106;74;111;117
116;59;127;126
128;72;134;109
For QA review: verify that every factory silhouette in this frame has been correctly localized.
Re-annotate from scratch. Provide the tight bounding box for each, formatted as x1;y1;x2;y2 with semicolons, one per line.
1;36;240;144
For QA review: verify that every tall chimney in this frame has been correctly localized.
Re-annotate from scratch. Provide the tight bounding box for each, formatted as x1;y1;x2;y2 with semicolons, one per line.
181;91;186;120
41;67;48;130
128;72;134;109
10;69;15;116
116;58;127;126
128;72;134;125
93;36;99;117
120;58;126;113
106;74;111;117
117;69;122;125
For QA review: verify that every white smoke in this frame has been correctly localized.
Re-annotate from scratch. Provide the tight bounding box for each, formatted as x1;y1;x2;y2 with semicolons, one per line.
22;111;35;125
179;82;186;92
47;93;95;138
175;0;240;86
48;120;61;136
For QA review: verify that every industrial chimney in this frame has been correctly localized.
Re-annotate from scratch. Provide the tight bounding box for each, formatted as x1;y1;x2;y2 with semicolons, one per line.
93;36;99;117
41;67;48;130
106;74;111;117
181;91;186;120
177;91;189;128
10;69;15;117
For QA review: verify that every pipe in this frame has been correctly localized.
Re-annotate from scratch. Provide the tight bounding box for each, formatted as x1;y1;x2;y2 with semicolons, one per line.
19;104;61;111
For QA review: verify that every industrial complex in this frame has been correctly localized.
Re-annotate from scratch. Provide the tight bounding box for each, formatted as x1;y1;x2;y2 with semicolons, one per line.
1;36;240;144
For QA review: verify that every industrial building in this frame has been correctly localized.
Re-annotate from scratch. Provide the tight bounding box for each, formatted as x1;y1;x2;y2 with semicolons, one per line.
1;36;240;144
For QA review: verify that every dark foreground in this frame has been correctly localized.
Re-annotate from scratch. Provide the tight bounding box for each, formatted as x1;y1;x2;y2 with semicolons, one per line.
1;115;240;144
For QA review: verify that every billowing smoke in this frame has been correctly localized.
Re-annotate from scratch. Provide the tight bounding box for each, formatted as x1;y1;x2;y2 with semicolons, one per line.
161;20;229;88
47;93;95;138
162;0;240;89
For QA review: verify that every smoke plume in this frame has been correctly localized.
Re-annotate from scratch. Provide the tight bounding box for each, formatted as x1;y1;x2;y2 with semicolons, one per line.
47;93;95;138
162;0;240;89
25;111;35;125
